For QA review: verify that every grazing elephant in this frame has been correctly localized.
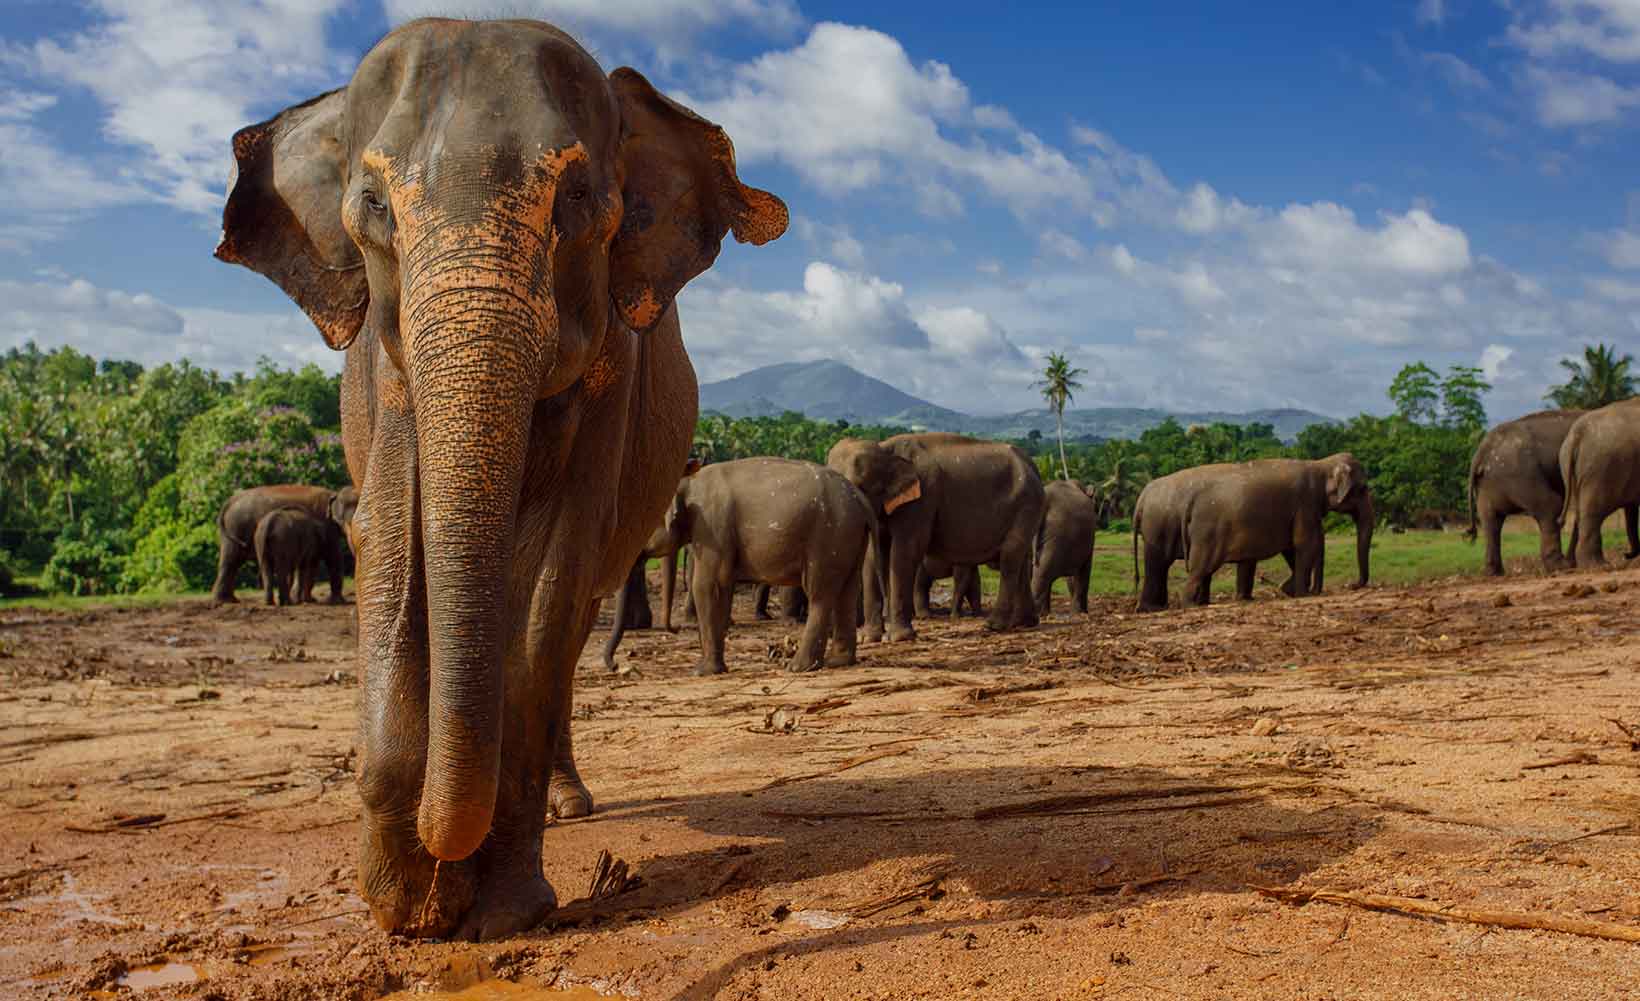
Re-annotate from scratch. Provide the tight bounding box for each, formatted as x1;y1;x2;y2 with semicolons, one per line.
753;584;808;623
254;508;329;606
1132;454;1374;611
1033;479;1098;615
214;17;787;941
828;433;1044;641
1466;409;1584;575
915;558;982;618
650;458;873;675
1559;399;1640;567
212;485;356;604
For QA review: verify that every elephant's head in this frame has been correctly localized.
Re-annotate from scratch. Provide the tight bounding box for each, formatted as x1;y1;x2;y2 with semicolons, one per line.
1322;453;1374;588
328;486;360;531
826;439;921;517
216;18;786;868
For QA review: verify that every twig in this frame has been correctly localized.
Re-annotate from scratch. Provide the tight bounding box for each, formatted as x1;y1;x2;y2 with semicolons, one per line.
1252;886;1640;943
1544;823;1632;851
964;680;1056;702
761;745;918;790
974;784;1243;821
1522;752;1598;770
1606;718;1639;751
273;908;369;930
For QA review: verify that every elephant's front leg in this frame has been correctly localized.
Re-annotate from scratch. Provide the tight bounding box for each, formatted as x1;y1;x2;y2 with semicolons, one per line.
861;540;885;643
1234;560;1256;600
691;552;732;675
886;524;931;642
990;531;1037;631
1533;512;1567;572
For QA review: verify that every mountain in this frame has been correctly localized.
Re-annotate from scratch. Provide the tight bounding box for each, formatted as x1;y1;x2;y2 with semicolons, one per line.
698;360;1333;441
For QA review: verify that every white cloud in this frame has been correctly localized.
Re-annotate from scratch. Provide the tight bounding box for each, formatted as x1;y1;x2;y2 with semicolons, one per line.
1509;0;1640;63
11;1;352;212
1262;204;1471;276
1525;65;1640;125
1479;343;1514;381
1175;182;1260;234
0;275;335;373
1594;226;1640;268
383;0;802;50
1421;50;1491;90
1587;276;1640;300
686;23;1101;221
1416;0;1447;26
0;90;150;249
1038;230;1089;261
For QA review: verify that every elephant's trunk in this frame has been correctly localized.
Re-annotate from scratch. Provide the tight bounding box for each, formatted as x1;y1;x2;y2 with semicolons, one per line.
1353;494;1375;588
406;251;551;863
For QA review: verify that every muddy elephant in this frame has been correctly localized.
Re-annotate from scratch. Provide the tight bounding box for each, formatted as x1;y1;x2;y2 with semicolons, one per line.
1559;399;1640;567
1033;479;1098;615
212;485;356;604
650;458;873;675
214;17;787;941
1466;409;1584;575
254;508;329;606
1133;454;1374;611
828;433;1044;641
915;558;982;618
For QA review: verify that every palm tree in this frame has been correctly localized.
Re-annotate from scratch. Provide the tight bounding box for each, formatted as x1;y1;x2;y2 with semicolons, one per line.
1034;352;1087;480
1546;343;1637;410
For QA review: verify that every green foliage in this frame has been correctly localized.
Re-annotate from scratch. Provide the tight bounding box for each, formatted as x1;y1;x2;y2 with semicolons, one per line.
1545;343;1637;409
1388;362;1440;424
1035;352;1087;480
0;343;347;596
693;411;907;464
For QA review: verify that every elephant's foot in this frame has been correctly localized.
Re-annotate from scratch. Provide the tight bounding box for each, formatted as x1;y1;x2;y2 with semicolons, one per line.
549;775;594;820
862;623;885;643
359;836;479;939
786;658;822;674
327;595;347;605
213;594;238;606
885;624;917;643
823;650;858;668
454;863;558;943
693;660;728;677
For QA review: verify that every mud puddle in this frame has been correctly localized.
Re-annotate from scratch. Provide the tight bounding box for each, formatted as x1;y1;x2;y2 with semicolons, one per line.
380;984;609;1000
117;960;203;990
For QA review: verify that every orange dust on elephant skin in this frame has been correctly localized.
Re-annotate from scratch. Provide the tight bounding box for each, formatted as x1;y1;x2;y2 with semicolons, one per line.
215;17;786;941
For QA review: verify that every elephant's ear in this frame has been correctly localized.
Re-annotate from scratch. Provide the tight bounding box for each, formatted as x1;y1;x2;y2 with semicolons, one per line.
1326;457;1356;508
215;89;366;351
884;468;922;515
683;457;704;477
608;68;788;332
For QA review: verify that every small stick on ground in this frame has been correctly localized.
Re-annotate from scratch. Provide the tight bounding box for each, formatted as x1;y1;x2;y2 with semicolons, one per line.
1522;752;1598;770
1252;886;1640;944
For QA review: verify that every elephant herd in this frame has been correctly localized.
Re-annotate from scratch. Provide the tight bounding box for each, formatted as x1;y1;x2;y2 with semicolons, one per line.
1468;400;1640;574
201;15;1638;943
211;484;358;606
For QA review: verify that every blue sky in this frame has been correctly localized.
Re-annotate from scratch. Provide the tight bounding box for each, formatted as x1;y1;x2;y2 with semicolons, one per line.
1;1;1637;420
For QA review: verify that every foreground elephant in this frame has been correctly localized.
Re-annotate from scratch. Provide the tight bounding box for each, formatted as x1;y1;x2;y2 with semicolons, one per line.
1133;454;1374;611
1033;479;1098;615
656;458;873;675
212;485;356;603
915;558;982;618
215;18;786;940
828;433;1044;641
254;508;329;606
1466;409;1584;575
1559;399;1640;567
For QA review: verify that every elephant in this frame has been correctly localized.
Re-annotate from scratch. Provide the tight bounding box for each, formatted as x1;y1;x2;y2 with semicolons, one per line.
213;17;787;941
753;584;808;623
827;432;1045;642
1132;453;1374;611
211;484;356;604
649;457;873;675
1466;409;1585;575
1558;398;1640;567
915;558;982;618
1033;479;1098;615
601;525;685;672
254;508;330;606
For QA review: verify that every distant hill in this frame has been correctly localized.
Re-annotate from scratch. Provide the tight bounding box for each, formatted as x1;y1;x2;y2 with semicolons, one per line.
698;360;1333;442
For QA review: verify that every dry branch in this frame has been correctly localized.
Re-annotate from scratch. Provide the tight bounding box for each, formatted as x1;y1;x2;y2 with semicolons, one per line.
760;745;918;789
1253;886;1640;943
974;784;1244;821
1522;752;1598;770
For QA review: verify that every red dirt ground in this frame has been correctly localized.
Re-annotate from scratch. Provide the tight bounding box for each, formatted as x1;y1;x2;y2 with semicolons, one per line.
3;565;1639;1000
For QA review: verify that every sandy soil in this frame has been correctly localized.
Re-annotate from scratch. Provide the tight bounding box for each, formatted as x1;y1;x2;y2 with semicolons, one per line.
3;561;1639;1000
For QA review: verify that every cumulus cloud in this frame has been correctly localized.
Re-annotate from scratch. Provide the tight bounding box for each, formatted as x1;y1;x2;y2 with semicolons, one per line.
383;0;802;39
1262;205;1471;276
0;275;336;373
0;87;150;249
1525;65;1640;125
1509;0;1640;63
9;1;352;212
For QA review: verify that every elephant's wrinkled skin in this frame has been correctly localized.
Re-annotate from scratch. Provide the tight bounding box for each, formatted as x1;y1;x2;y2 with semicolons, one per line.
254;508;329;606
1466;409;1584;575
212;485;355;604
915;558;982;618
1133;454;1374;611
656;458;873;675
828;433;1044;642
1033;479;1098;615
1559;399;1640;567
214;18;786;941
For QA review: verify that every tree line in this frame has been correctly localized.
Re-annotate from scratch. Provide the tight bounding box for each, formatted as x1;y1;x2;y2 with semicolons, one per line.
1;341;1632;597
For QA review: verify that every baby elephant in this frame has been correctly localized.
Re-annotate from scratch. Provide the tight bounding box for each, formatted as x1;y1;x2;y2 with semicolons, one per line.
1033;479;1098;615
254;508;331;606
665;457;875;675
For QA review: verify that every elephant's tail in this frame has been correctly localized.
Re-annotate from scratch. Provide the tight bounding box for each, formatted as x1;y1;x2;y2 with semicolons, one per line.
1559;434;1580;541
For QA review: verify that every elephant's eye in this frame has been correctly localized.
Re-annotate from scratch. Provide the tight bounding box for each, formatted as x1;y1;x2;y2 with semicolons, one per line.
566;187;588;204
363;190;387;214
